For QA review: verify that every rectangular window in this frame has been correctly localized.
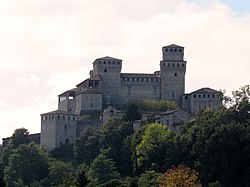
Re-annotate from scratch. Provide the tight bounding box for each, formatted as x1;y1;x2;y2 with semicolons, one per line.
128;85;132;95
107;85;112;93
153;86;157;95
172;90;175;98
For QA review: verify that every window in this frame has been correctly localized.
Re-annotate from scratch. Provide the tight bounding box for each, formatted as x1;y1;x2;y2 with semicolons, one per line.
104;68;107;73
170;49;172;52
103;61;106;64
179;49;182;52
174;49;177;52
108;61;110;64
107;85;111;93
64;124;67;130
174;73;177;77
165;48;168;52
194;94;197;98
153;86;157;95
168;63;170;66
208;94;210;98
163;63;166;66
198;94;201;98
65;139;69;144
172;90;175;98
172;63;175;66
185;96;188;100
128;85;132;95
177;63;180;67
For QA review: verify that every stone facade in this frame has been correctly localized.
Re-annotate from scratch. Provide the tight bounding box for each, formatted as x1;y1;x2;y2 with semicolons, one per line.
40;110;77;151
40;44;221;150
182;88;221;115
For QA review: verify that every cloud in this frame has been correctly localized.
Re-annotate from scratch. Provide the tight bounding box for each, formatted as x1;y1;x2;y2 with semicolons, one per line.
0;0;250;140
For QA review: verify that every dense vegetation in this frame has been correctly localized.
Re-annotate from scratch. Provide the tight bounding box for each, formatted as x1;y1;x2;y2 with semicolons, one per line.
0;85;249;187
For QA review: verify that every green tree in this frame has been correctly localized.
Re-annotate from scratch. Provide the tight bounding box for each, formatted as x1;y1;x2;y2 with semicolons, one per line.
138;170;160;187
101;119;133;175
8;128;31;149
74;127;101;164
47;159;76;186
1;128;31;169
123;103;142;122
88;149;120;185
136;123;172;172
4;142;49;186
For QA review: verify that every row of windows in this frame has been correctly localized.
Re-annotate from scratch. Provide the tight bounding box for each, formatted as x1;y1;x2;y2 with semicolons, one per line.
98;60;121;65
193;94;216;98
165;48;182;52
184;94;216;99
199;105;211;109
162;62;185;67
42;115;76;121
122;77;159;82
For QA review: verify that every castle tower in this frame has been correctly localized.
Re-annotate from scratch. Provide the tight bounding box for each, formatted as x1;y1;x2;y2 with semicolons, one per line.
160;44;186;106
41;110;77;151
92;56;122;108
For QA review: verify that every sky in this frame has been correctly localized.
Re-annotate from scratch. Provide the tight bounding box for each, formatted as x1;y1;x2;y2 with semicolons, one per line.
0;0;249;141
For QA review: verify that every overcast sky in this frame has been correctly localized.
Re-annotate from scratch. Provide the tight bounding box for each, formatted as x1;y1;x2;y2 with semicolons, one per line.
0;0;249;141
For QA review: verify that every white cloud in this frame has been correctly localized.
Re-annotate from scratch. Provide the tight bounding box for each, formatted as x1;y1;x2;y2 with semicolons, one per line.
0;0;250;141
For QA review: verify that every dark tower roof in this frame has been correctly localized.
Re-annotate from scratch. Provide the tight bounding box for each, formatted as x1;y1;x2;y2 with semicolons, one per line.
95;56;122;61
163;44;184;48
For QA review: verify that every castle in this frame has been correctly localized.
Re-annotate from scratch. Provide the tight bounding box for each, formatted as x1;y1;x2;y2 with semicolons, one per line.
40;44;221;151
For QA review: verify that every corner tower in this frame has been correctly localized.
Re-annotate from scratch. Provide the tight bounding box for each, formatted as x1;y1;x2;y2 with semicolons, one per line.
160;44;186;105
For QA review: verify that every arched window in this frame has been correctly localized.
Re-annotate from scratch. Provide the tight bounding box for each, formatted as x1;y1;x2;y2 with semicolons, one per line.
104;68;107;73
65;139;69;144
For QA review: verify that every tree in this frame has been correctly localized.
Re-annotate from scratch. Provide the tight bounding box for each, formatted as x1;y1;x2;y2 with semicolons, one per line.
76;166;90;187
138;170;160;187
47;159;76;186
101;119;133;175
8;128;31;149
158;165;201;187
74;127;101;164
88;149;120;185
4;142;49;186
136;123;172;172
123;103;142;122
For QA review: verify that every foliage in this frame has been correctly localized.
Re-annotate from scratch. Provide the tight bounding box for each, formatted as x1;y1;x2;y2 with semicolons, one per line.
74;126;101;164
208;181;221;187
99;179;125;187
88;149;120;185
8;128;31;149
47;159;76;186
124;99;178;112
138;170;161;187
136;123;172;172
123;103;142;122
50;143;74;163
158;164;201;187
75;163;90;187
4;142;49;186
101;119;134;175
